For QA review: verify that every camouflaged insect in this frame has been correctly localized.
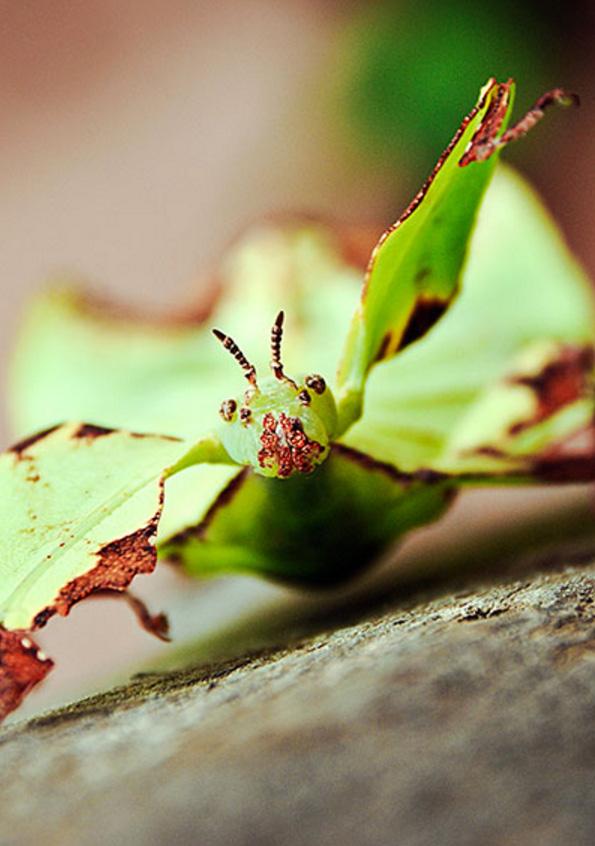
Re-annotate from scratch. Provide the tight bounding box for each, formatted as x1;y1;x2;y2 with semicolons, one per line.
2;79;593;719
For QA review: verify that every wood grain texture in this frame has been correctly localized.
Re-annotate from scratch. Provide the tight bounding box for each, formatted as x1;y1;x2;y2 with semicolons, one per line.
2;551;595;846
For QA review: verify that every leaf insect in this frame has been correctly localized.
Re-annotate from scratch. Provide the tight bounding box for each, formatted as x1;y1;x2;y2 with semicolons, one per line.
1;79;593;719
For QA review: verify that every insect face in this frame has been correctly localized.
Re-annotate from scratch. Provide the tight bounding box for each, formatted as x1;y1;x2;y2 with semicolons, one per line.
218;376;337;478
213;313;337;478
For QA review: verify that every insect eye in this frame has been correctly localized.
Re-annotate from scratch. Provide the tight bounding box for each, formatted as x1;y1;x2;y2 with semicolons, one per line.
305;375;326;395
219;399;237;422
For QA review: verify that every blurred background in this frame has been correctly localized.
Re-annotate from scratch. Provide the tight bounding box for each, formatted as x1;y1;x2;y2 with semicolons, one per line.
1;0;594;718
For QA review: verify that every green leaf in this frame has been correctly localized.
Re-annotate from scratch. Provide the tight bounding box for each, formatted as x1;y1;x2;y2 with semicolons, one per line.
0;423;238;633
341;165;595;476
0;423;183;632
335;78;518;430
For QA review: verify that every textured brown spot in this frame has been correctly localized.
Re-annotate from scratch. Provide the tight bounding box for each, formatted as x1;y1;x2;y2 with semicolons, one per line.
8;425;61;457
0;627;53;721
257;412;322;478
458;81;512;166
510;345;594;435
397;298;448;352
54;525;158;617
33;483;166;629
460;86;578;166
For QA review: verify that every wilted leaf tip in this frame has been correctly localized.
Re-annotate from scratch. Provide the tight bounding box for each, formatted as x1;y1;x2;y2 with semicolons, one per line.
459;84;579;166
34;491;165;628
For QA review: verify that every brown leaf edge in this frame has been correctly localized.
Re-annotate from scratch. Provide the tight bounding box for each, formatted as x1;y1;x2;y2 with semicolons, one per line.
466;343;595;476
1;425;176;722
361;79;578;362
356;78;509;365
0;628;54;721
508;345;594;436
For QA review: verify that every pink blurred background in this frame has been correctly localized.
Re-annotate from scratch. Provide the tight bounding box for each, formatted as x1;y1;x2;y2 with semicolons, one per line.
1;0;594;719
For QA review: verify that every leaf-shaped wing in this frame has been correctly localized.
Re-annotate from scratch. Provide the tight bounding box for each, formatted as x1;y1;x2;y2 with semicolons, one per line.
335;79;513;427
0;422;240;718
9;289;230;441
10;224;363;442
335;80;578;432
341;166;595;476
0;423;184;631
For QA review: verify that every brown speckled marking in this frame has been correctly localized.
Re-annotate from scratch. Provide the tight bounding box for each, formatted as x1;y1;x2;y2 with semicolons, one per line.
0;627;53;721
8;425;61;457
458;80;512;166
258;412;322;478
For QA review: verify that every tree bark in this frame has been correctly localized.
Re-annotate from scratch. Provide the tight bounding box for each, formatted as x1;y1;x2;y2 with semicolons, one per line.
1;547;595;846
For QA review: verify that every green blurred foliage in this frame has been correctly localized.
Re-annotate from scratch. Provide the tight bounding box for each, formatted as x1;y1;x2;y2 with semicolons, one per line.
333;0;557;182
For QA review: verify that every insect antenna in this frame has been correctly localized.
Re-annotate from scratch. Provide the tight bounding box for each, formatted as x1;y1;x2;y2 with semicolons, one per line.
270;311;298;390
212;328;258;387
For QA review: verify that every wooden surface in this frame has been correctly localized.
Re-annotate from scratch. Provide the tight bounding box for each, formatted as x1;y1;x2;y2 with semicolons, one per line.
1;542;595;846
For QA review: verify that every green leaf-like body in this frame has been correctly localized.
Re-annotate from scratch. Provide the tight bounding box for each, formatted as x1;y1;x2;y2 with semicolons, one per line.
161;447;452;586
342;166;595;475
2;79;593;719
335;79;516;429
0;424;183;631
